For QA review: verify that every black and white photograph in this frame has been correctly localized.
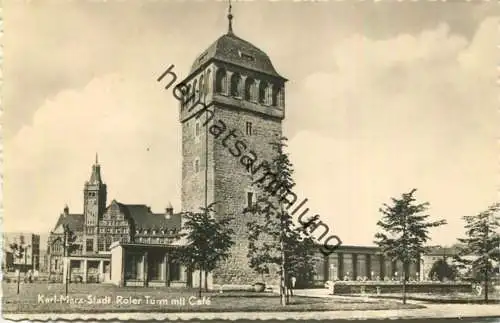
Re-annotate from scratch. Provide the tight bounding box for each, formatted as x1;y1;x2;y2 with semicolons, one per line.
2;0;500;321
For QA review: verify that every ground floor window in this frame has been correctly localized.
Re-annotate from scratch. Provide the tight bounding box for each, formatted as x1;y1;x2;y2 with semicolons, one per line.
148;253;164;281
170;262;180;281
125;253;143;280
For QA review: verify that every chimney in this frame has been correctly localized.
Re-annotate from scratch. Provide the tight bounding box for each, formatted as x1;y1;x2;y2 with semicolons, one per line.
165;202;173;219
63;204;69;216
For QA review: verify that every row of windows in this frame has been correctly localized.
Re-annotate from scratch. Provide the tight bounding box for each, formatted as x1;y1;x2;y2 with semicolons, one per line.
135;229;178;235
181;68;284;109
99;227;129;234
135;237;172;244
101;218;125;225
97;236;128;251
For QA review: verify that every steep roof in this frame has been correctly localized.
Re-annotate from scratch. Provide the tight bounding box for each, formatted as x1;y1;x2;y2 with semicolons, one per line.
53;214;84;233
116;203;182;231
190;33;285;80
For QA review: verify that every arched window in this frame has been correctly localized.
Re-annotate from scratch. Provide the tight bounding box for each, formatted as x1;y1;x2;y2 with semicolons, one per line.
192;79;198;102
198;75;204;97
258;81;266;104
205;69;212;94
230;73;241;97
244;78;254;101
277;87;284;107
250;81;259;102
215;68;227;94
264;84;273;105
185;84;192;106
271;85;278;106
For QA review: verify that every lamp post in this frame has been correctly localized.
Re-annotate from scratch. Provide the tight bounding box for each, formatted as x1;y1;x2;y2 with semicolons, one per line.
63;224;70;296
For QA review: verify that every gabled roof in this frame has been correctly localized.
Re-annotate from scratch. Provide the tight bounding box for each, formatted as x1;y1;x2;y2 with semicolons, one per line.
53;214;84;233
115;203;182;231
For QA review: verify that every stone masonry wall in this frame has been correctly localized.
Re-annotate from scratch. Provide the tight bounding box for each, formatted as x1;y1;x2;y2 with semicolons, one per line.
210;103;282;286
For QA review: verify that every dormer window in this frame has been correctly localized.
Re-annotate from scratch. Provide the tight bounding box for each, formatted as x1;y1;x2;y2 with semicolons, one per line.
238;50;255;62
198;52;208;63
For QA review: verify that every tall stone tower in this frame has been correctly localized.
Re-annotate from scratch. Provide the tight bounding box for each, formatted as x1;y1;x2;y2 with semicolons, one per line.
83;154;107;254
180;6;287;285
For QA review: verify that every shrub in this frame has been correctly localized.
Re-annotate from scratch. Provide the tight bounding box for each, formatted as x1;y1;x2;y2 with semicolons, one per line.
429;259;458;282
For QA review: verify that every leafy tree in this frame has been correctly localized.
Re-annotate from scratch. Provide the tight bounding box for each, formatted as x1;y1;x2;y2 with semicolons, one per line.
247;136;318;305
429;259;458;282
9;236;27;295
176;203;235;297
59;224;78;295
374;189;447;304
453;203;500;303
284;217;320;294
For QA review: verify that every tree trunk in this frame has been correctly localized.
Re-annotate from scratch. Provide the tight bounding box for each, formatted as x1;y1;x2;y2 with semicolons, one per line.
402;266;407;305
16;268;20;295
484;269;489;303
65;258;69;296
204;270;209;292
198;268;202;298
280;252;287;305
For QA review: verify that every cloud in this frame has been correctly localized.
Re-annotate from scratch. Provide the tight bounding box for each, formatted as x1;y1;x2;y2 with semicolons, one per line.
4;4;498;249
287;17;499;245
5;73;182;232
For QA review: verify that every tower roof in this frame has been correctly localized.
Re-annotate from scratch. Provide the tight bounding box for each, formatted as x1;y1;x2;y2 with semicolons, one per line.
88;154;104;185
190;33;285;80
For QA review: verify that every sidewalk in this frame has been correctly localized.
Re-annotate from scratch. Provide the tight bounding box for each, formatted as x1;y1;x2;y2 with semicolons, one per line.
4;304;500;321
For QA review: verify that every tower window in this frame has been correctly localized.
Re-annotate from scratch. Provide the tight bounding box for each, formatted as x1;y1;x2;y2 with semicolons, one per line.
194;158;200;173
230;73;242;97
195;121;201;137
246;191;254;208
246;122;253;136
86;239;93;252
216;68;227;94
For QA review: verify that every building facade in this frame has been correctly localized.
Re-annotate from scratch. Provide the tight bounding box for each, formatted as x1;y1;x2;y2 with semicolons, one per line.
178;9;286;287
312;246;421;286
47;157;188;286
3;232;40;272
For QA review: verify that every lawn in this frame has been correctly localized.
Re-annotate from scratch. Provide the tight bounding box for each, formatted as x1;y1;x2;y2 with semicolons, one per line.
2;282;422;313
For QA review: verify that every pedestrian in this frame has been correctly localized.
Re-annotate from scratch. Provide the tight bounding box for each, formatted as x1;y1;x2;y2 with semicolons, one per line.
290;276;296;297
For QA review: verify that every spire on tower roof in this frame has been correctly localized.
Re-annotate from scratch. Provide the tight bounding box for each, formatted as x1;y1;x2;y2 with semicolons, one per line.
89;154;103;184
227;0;234;35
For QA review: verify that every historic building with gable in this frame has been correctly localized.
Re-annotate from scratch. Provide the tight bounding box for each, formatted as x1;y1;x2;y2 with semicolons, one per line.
47;7;451;289
47;156;187;286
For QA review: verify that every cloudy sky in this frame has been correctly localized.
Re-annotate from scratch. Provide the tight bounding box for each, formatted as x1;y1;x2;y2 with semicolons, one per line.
3;1;499;246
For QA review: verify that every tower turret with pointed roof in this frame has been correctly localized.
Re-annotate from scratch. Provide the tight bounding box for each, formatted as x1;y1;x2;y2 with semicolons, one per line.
180;3;286;286
83;154;107;253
